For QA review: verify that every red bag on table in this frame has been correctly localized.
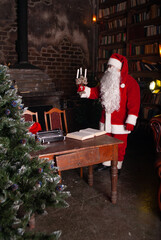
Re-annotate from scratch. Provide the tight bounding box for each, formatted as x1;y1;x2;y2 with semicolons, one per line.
29;122;42;134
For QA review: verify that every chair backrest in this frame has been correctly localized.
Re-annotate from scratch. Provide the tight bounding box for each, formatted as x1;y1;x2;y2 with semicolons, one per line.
44;107;68;134
150;114;161;152
23;110;39;122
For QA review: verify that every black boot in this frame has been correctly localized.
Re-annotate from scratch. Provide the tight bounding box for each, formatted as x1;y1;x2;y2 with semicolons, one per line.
118;169;121;176
94;164;111;172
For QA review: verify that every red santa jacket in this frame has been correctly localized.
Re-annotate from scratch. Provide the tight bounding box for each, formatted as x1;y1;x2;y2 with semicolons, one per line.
81;74;140;134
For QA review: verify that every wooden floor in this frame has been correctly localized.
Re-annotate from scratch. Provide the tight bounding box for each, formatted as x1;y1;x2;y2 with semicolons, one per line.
30;125;161;240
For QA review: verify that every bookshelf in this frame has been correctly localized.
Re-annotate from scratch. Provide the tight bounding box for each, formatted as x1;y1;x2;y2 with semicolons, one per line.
98;0;127;74
97;0;161;86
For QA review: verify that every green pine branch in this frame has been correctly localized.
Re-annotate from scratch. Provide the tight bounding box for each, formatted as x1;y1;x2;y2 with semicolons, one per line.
0;65;70;239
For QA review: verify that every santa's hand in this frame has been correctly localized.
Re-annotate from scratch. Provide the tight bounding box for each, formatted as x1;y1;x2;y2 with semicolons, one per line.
77;85;85;92
125;123;134;131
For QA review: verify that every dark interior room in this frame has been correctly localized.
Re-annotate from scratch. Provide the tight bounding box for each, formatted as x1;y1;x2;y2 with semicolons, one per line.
0;0;161;239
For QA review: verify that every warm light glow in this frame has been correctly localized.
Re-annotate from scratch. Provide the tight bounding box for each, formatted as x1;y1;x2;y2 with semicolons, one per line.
92;15;97;22
159;44;161;57
149;81;155;91
149;80;161;93
156;79;161;87
153;89;160;94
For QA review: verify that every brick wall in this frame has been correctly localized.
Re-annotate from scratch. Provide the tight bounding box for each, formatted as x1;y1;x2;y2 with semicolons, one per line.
0;0;17;65
0;0;94;100
28;38;87;97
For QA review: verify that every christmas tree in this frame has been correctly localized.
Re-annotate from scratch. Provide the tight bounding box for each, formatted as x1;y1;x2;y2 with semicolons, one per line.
0;65;70;240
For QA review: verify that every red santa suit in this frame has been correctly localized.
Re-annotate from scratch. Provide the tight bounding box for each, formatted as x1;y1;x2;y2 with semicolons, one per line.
78;54;140;169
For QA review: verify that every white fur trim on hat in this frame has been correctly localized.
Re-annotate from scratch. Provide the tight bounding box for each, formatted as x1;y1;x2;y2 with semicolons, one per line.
108;58;122;70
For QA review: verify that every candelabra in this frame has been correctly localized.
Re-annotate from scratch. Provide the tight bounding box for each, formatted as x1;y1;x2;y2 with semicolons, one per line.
75;67;88;87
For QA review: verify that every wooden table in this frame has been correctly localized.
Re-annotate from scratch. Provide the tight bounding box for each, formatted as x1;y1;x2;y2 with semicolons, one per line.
36;135;123;204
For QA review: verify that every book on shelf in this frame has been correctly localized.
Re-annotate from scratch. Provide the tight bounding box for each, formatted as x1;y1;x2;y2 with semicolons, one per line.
66;128;106;141
150;4;159;19
99;1;127;18
155;62;161;71
143;63;153;71
155;93;161;105
130;0;146;8
129;42;159;56
142;61;161;71
129;59;161;72
136;61;141;71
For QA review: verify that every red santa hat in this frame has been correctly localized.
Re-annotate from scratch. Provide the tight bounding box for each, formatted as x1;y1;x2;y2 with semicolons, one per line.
107;53;128;82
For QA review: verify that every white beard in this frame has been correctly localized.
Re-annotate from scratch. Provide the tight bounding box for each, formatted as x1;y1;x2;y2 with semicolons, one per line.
100;66;121;114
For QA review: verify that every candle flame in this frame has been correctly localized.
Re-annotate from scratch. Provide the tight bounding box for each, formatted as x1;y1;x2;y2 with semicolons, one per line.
92;15;97;22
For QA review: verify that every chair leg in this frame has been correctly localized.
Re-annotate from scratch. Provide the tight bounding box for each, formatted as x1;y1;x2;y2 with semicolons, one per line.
80;167;83;178
158;183;161;213
158;166;161;213
88;165;93;187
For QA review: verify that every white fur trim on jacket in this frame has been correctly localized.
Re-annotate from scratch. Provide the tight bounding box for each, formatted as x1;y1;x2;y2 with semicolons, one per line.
108;58;122;70
99;122;105;131
105;113;112;132
100;121;130;134
111;125;130;134
125;114;137;125
80;86;91;98
104;113;131;134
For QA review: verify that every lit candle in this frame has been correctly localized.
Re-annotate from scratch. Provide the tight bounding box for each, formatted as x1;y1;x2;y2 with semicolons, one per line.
80;67;82;76
84;69;87;78
76;69;79;78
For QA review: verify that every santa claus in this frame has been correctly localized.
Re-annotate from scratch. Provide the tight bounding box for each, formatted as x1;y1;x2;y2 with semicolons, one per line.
77;53;140;172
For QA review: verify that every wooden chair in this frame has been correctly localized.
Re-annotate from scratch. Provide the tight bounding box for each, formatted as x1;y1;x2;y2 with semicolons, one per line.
44;107;68;134
44;107;68;181
23;109;39;122
150;114;161;216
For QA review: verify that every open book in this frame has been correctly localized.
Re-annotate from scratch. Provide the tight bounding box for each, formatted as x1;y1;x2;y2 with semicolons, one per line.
66;128;106;141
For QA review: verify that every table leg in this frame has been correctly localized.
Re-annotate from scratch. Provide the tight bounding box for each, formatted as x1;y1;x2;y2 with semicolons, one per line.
111;144;118;204
88;165;93;186
111;160;118;204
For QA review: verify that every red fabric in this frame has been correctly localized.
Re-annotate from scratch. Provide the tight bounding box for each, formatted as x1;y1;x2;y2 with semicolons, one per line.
106;133;128;161
51;112;61;130
89;55;139;161
100;109;105;123
24;114;32;122
77;85;85;92
91;75;140;129
29;122;42;134
125;123;134;131
88;86;100;99
108;53;128;81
